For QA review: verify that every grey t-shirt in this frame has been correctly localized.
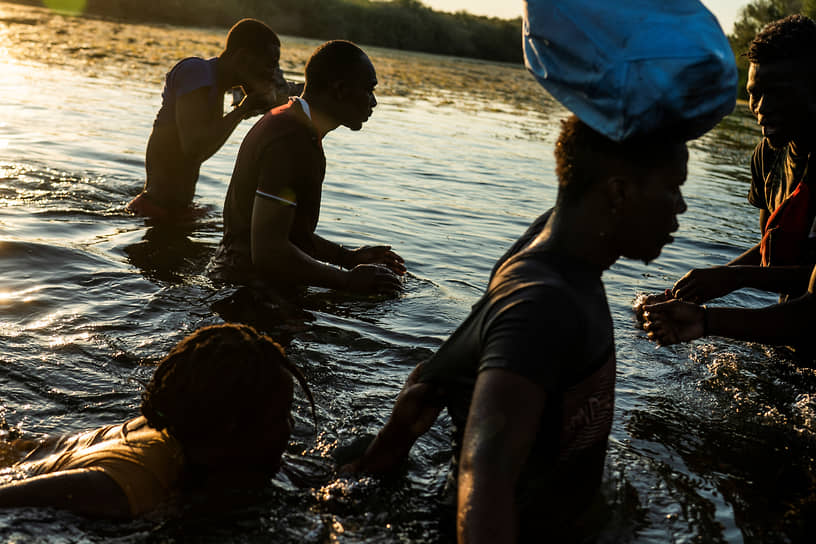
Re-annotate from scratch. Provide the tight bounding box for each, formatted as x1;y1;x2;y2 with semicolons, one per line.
420;230;615;523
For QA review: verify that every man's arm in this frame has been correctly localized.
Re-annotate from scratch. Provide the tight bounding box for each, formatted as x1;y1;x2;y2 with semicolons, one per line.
175;86;266;164
343;363;443;474
643;265;816;346
306;233;406;275
671;264;812;302
727;240;762;266
250;197;400;292
0;468;131;518
457;368;545;544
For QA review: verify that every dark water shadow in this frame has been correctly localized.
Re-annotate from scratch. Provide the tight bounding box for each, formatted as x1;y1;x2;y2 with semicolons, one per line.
122;223;214;284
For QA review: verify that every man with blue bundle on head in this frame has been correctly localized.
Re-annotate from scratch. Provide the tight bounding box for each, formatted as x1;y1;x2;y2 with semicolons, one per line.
127;18;296;222
339;1;736;541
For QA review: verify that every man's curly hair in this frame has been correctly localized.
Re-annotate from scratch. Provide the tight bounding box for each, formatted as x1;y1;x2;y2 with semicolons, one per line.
553;115;683;205
141;323;314;446
747;14;816;66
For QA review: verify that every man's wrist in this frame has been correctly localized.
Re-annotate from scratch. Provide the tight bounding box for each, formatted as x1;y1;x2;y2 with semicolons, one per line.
337;245;354;269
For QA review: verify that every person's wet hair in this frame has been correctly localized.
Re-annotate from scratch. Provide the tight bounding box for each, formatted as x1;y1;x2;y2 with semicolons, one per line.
224;18;280;54
554;115;682;205
140;323;314;446
747;14;816;66
304;40;369;92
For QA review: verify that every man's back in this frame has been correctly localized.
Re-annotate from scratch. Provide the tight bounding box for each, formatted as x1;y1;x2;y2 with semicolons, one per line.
419;246;615;524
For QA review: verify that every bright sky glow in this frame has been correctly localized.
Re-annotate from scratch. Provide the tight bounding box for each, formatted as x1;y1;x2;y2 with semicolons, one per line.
421;1;749;34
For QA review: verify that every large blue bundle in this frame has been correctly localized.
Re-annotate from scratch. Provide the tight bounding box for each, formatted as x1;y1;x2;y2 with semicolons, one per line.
523;0;738;141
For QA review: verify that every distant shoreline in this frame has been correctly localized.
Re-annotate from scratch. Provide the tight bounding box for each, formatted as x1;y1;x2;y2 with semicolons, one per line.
2;0;522;64
0;1;548;114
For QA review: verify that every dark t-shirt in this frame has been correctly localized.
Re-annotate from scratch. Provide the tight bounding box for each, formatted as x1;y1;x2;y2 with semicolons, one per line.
154;57;219;127
209;99;325;283
419;225;615;524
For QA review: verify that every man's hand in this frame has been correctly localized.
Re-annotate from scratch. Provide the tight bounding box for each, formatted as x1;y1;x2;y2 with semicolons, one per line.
633;289;673;324
238;88;284;118
346;264;402;294
671;267;739;303
348;245;406;275
642;300;706;345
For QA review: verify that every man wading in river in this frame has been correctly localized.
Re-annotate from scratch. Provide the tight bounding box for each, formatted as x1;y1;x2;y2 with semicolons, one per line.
342;116;689;541
126;18;292;222
641;15;816;308
208;40;405;294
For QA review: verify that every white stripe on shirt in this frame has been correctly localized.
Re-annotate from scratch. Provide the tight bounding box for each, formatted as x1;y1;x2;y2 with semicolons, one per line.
255;189;297;207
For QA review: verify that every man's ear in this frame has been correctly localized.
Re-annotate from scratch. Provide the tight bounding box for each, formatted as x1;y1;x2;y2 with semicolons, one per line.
329;79;347;101
604;175;629;212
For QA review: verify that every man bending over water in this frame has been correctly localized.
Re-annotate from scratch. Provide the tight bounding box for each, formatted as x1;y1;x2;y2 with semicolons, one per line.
208;40;405;294
343;116;688;541
127;18;292;221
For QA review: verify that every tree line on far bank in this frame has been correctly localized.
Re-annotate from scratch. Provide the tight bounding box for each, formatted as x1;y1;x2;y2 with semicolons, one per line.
16;0;522;64
14;0;816;99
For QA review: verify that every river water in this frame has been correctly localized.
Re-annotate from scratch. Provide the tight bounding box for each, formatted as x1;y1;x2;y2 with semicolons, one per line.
0;21;815;544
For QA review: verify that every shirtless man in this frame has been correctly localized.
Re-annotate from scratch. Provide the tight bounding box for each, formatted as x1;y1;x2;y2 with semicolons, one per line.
208;40;405;294
644;15;816;307
126;18;291;221
343;116;689;541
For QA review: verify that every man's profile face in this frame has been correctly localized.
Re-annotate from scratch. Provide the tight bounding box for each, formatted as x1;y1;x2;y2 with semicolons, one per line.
747;60;815;149
339;55;378;131
617;144;688;263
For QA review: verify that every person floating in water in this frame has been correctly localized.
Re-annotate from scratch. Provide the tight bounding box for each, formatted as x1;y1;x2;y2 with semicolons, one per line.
639;15;816;309
126;18;294;222
342;116;688;541
0;323;313;518
207;40;405;294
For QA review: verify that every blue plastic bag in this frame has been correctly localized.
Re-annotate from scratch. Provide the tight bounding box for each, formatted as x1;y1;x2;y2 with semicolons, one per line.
523;0;737;141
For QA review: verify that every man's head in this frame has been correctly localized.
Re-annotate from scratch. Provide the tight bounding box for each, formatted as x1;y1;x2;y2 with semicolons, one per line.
223;18;287;99
554;115;688;263
141;323;314;472
746;14;816;149
303;40;377;130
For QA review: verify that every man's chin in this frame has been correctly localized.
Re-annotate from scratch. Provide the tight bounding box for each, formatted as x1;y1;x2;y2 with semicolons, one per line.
765;132;791;150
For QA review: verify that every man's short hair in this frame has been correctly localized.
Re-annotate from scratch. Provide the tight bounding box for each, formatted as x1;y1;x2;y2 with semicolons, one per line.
305;40;368;92
747;14;816;67
225;18;280;54
554;115;680;204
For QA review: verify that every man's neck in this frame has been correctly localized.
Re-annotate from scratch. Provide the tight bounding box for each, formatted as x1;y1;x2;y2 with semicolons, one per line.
300;92;339;139
532;203;617;274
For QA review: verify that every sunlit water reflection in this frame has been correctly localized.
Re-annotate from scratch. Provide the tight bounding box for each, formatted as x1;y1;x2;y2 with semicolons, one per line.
0;35;814;543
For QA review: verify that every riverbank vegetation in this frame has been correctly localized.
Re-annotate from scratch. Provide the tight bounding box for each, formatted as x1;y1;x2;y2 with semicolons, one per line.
16;0;816;100
12;0;522;63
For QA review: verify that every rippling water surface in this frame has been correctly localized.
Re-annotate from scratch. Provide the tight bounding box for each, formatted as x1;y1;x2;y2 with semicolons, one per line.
1;27;815;544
